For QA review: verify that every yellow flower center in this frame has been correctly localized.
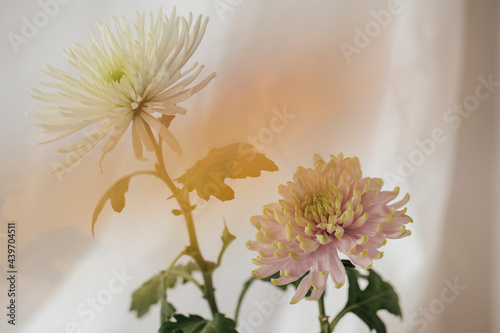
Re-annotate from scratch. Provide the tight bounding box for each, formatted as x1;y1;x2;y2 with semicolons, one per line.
107;67;125;82
302;189;336;223
101;56;127;83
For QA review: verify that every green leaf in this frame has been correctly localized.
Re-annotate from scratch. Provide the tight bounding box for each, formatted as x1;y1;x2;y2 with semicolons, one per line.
341;259;355;269
160;298;176;323
341;268;402;333
177;143;278;202
221;220;236;245
159;313;238;333
216;220;236;267
130;273;163;318
92;176;130;235
91;170;158;235
167;262;200;287
130;263;200;318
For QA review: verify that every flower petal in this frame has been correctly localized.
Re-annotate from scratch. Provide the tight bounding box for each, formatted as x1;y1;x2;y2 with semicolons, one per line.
140;112;181;155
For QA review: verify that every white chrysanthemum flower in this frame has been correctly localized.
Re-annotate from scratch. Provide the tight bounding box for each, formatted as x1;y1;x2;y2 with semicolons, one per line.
30;8;216;173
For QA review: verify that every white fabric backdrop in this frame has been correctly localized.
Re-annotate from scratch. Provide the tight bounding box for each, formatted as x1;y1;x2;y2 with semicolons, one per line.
0;0;498;332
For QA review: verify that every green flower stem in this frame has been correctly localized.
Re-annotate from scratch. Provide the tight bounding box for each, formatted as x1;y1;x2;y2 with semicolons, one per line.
329;308;347;331
159;250;186;323
163;250;187;283
234;277;257;325
318;293;331;333
329;290;394;331
152;136;219;316
169;268;204;291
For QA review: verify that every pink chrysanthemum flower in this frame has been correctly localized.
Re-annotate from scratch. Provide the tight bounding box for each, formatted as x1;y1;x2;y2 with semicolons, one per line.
247;153;412;304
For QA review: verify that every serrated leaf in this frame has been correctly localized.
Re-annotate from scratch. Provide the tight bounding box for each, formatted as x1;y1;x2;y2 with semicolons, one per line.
159;313;238;333
169;262;200;286
91;170;159;235
131;263;199;318
342;268;402;333
92;176;131;235
160;298;176;323
177;143;278;202
130;273;163;318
